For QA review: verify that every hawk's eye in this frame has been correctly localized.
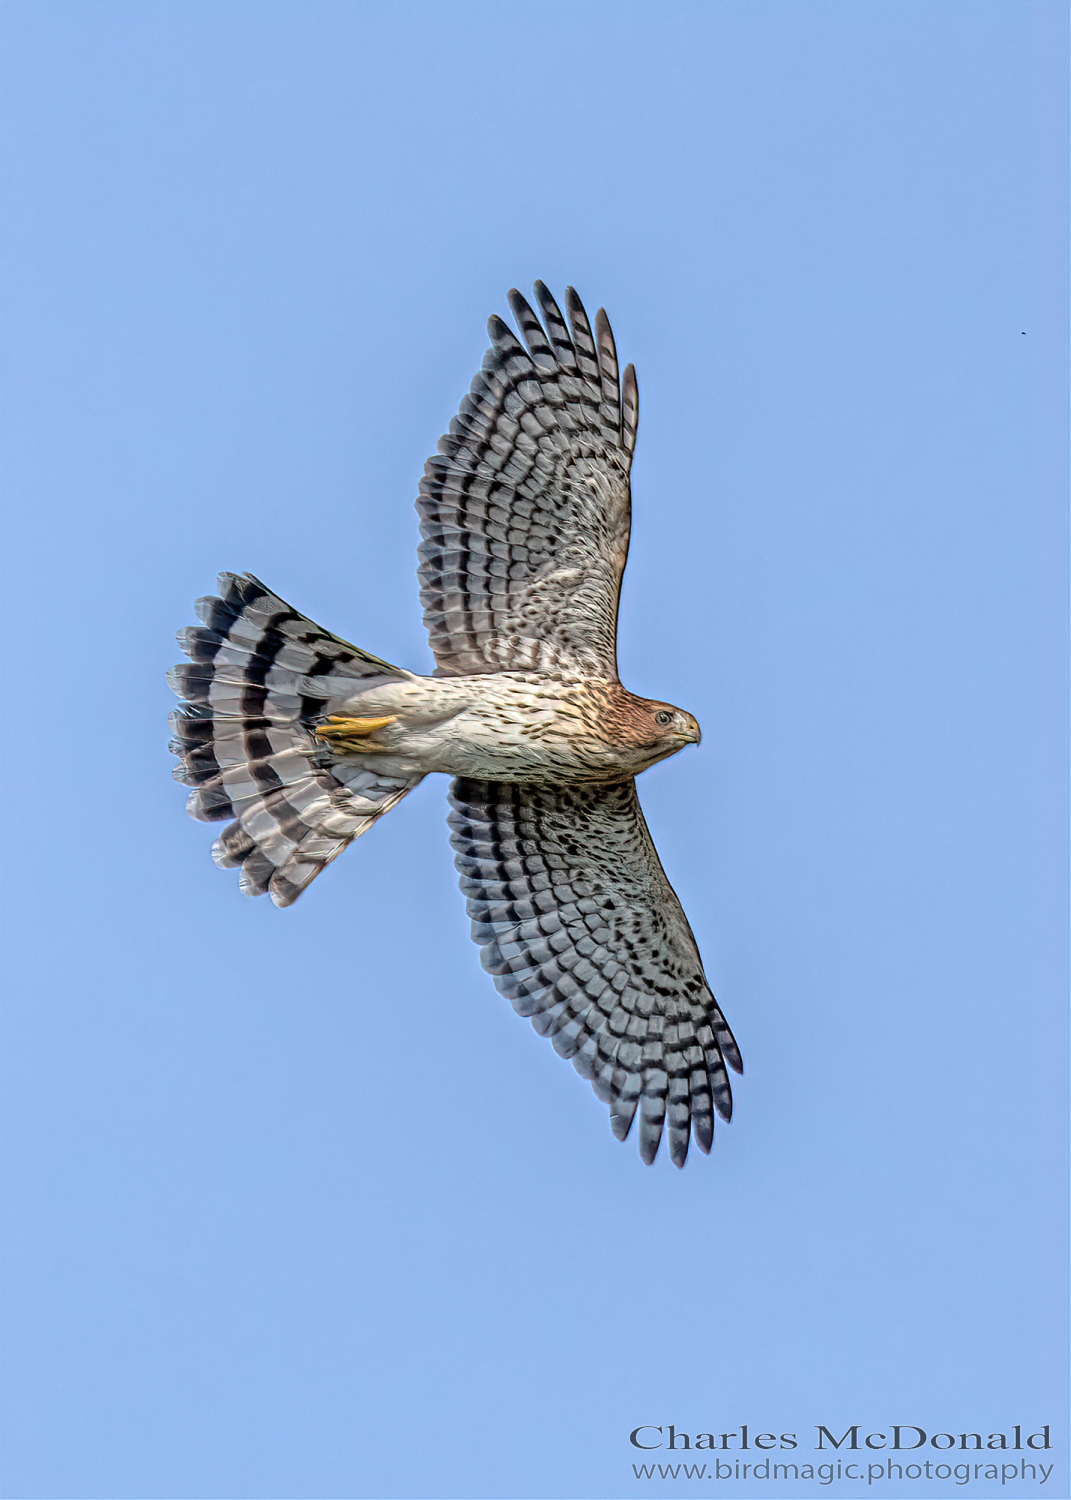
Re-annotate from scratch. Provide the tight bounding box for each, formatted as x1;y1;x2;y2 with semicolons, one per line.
655;710;673;726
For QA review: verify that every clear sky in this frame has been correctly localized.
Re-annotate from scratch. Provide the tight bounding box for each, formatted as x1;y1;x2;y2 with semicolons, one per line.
2;3;1066;1498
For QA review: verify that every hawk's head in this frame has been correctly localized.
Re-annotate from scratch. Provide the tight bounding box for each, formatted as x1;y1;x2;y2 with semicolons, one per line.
602;688;701;772
644;702;701;748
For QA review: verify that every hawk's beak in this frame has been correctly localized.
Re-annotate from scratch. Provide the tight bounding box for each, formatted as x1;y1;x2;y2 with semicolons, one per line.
685;717;701;745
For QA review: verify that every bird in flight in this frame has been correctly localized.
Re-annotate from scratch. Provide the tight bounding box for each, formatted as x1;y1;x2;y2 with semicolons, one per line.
168;283;741;1166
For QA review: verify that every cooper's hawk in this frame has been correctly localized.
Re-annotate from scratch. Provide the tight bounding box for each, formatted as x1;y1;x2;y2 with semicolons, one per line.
168;283;741;1166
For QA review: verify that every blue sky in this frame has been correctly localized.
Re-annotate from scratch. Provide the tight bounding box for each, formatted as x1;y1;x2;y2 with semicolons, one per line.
1;3;1066;1497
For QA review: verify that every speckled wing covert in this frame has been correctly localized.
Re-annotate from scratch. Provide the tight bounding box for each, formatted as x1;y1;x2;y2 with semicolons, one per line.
448;778;742;1167
168;572;422;907
417;282;638;677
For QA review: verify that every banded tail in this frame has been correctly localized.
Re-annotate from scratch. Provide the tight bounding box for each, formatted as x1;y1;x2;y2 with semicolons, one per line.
168;573;422;907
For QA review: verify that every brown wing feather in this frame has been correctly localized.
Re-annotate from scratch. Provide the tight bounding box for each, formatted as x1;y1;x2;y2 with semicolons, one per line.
447;777;741;1167
417;283;637;678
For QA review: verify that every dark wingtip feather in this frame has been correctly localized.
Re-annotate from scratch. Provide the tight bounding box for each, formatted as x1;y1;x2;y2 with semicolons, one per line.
563;286;592;344
622;364;639;456
693;1112;714;1155
532;282;577;371
507;287;555;368
668;1131;690;1169
638;1094;666;1165
609;1083;640;1142
638;1131;661;1166
721;1032;744;1075
487;312;523;351
709;1000;743;1074
593;306;620;403
563;287;603;390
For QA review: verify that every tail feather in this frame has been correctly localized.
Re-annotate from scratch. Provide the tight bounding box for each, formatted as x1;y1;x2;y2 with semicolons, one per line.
169;573;421;907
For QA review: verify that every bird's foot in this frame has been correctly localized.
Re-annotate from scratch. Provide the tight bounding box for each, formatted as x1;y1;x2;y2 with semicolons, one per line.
314;714;398;753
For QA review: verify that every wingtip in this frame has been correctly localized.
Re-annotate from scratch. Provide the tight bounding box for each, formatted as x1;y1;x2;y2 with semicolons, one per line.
638;1105;665;1165
487;312;528;360
669;1139;690;1169
694;1124;714;1156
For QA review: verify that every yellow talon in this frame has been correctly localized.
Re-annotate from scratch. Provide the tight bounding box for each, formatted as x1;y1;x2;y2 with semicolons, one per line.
315;714;398;752
317;714;398;736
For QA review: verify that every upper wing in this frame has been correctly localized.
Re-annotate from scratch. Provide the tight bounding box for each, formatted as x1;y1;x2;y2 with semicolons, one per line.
447;777;741;1167
417;283;638;678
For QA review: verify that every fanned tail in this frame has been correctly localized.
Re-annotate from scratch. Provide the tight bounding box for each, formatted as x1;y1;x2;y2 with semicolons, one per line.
168;573;422;906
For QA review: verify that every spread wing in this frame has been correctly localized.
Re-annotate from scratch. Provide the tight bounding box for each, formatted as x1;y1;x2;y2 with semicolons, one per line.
448;778;741;1167
417;283;638;678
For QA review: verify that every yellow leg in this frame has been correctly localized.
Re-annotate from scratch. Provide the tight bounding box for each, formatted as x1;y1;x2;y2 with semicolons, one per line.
315;714;398;753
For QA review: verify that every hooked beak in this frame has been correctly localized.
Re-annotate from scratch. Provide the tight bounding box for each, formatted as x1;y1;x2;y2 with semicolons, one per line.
684;716;701;746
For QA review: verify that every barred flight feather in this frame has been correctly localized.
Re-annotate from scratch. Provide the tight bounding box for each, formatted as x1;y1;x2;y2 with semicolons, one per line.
169;572;421;907
417;281;636;679
447;777;741;1168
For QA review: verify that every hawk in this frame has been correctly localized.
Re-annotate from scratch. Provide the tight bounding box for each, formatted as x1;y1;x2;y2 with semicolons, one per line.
168;283;741;1166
